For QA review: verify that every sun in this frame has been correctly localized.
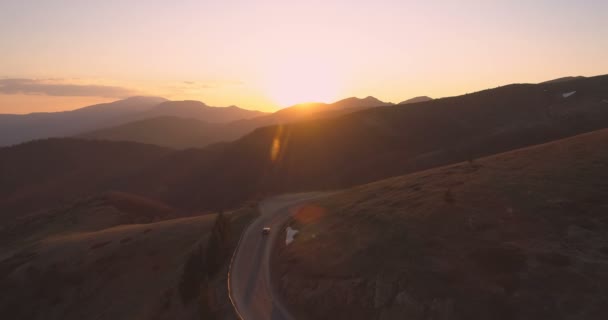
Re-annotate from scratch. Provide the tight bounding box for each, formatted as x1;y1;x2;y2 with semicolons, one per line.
266;74;340;107
261;57;343;108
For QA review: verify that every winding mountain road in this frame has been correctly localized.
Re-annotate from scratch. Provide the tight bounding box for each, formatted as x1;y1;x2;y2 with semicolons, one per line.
229;192;330;320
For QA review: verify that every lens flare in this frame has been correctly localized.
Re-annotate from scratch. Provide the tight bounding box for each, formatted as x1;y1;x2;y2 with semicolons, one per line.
291;204;327;225
270;125;286;163
270;137;281;162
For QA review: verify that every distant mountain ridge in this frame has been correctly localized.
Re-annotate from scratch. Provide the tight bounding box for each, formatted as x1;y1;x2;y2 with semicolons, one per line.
0;97;266;146
80;96;395;148
399;96;433;104
133;100;266;122
271;96;392;120
1;95;403;148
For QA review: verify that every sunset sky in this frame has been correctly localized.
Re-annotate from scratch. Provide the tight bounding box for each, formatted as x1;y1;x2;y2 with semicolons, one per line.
1;0;607;114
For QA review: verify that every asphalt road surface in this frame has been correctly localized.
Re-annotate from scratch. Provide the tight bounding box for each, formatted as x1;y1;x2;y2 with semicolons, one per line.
229;192;329;320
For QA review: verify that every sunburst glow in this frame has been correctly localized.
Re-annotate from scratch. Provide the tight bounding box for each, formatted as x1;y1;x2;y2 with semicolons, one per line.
261;56;344;108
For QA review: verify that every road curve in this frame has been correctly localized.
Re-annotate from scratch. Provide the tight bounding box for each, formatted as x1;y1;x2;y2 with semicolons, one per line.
229;192;330;320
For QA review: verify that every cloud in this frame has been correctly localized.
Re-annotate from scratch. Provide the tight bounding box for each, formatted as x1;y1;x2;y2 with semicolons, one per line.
179;80;245;90
0;78;137;98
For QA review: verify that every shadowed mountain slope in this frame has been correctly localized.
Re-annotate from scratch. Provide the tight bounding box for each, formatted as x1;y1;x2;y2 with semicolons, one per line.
78;116;223;149
0;139;172;219
2;75;608;216
126;74;608;210
0;191;178;254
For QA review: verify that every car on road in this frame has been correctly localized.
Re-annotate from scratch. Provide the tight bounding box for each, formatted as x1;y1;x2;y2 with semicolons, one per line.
262;227;271;235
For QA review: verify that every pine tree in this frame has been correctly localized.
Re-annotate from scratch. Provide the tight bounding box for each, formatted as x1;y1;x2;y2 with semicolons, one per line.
205;211;232;276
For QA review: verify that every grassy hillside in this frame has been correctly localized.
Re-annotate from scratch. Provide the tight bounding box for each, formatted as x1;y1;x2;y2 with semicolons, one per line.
0;139;172;219
0;204;259;320
275;128;608;320
0;215;215;320
0;191;178;255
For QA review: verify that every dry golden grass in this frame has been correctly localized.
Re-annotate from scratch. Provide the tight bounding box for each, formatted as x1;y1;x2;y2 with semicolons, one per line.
0;204;259;320
1;215;215;320
0;191;178;257
276;128;608;320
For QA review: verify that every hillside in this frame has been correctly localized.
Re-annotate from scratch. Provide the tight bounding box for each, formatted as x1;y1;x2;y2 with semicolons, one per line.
1;214;215;320
0;201;258;320
78;116;224;149
542;76;586;84
0;139;172;218
2;75;608;216
275;128;608;319
0;191;178;254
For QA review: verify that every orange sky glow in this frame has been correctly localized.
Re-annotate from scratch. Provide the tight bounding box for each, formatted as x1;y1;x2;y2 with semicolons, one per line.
1;0;607;114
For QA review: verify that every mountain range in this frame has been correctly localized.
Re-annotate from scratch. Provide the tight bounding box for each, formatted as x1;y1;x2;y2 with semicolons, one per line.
0;97;266;146
2;74;607;217
1;95;402;149
79;96;395;148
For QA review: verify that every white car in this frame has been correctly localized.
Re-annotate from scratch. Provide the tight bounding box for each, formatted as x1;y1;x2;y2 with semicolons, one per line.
262;227;271;235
